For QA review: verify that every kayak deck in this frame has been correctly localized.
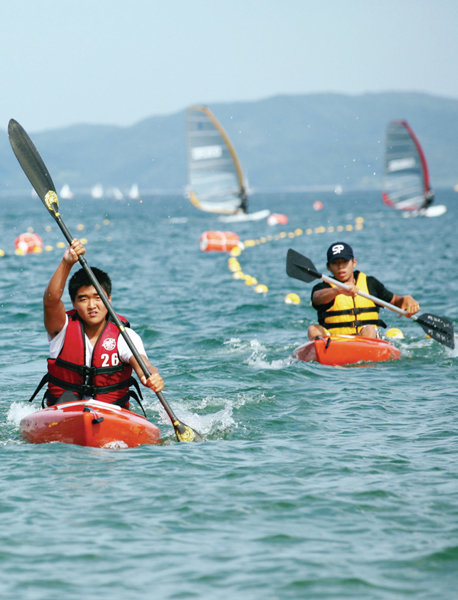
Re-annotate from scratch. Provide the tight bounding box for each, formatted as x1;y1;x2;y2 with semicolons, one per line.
20;400;161;449
293;335;401;366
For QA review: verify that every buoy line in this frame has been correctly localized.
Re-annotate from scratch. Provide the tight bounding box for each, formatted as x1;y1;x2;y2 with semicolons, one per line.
3;220;113;258
227;217;365;301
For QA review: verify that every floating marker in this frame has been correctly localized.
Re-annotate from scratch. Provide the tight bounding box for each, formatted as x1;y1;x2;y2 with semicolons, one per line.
230;246;242;257
267;213;289;226
285;293;301;305
244;276;258;286
255;284;268;293
200;231;242;252
14;233;43;255
313;200;323;210
385;328;404;339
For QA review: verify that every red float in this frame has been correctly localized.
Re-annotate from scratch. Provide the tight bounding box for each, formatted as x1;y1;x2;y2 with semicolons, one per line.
267;213;289;226
199;231;241;252
14;232;43;255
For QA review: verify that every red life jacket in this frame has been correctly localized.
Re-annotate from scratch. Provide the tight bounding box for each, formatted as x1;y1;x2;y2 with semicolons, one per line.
46;310;134;406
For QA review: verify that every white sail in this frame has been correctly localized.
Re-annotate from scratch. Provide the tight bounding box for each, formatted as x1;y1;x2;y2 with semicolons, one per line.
382;120;433;211
185;105;248;214
128;183;140;200
91;184;104;199
60;184;74;199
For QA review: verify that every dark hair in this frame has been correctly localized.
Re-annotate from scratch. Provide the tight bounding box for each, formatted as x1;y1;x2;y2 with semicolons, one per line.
68;267;112;301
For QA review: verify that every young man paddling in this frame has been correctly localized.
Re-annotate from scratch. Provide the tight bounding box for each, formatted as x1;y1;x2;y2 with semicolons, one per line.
308;242;420;340
35;238;163;407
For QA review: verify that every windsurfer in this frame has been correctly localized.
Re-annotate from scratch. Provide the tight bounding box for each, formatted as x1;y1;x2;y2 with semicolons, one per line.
35;238;164;407
307;242;420;340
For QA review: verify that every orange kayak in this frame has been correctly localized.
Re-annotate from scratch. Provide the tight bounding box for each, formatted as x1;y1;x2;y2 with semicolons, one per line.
20;400;161;449
293;335;401;366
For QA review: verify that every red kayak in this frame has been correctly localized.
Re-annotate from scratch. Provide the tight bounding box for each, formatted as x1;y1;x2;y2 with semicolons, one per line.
293;335;401;366
20;400;161;448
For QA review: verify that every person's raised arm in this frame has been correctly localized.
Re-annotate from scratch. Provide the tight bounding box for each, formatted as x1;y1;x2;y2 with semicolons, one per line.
44;239;85;338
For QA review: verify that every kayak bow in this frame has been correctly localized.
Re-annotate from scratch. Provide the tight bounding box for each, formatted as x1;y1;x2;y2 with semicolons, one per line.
20;400;161;449
293;335;401;366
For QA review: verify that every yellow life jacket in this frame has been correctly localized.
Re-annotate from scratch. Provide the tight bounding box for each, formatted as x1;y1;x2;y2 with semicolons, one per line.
322;272;384;335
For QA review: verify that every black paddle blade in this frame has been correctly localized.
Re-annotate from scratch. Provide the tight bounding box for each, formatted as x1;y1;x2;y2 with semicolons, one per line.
414;313;455;349
286;248;321;283
8;119;57;202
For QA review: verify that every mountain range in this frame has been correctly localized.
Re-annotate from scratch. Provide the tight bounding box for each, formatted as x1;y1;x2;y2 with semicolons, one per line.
1;91;457;195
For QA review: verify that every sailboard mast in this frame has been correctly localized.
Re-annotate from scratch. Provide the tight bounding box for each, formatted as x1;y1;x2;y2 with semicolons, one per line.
185;105;247;214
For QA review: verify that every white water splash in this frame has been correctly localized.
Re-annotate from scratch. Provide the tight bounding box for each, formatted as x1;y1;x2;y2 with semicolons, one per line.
6;402;36;427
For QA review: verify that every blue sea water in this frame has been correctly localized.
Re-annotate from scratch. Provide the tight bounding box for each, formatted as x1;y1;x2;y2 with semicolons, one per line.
1;190;457;600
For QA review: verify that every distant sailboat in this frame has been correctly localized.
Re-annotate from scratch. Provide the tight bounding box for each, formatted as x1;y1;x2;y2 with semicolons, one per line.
128;183;140;200
185;105;269;221
91;184;104;199
60;184;74;199
382;120;446;217
110;187;124;201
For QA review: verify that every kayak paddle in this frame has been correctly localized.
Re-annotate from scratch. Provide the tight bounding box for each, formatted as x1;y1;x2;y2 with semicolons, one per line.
8;118;202;442
286;248;455;349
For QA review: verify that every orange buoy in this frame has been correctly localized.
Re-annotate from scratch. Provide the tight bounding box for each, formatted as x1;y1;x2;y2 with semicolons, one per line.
313;200;323;211
199;231;241;252
14;232;43;255
267;213;289;226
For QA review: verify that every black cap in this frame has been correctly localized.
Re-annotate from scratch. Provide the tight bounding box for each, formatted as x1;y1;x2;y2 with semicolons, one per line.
326;242;354;264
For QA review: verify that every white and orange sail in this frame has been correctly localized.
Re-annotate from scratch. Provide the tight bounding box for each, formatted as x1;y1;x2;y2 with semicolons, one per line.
185;105;248;215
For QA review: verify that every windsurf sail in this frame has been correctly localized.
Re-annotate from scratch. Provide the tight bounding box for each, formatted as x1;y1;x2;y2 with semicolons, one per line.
185;105;248;214
382;120;434;211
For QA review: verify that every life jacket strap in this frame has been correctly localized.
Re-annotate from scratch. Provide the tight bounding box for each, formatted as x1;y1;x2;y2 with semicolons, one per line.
55;357;124;377
326;318;387;330
28;373;49;403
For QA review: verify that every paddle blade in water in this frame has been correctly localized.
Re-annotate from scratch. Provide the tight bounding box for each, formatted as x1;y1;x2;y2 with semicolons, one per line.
286;248;321;283
175;422;203;443
415;313;455;349
8;119;57;202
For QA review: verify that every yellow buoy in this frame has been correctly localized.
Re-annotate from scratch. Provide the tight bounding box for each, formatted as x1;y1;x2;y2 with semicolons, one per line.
284;293;301;305
77;223;85;231
244;276;258;286
385;328;404;339
255;284;268;294
0;249;5;257
230;246;241;257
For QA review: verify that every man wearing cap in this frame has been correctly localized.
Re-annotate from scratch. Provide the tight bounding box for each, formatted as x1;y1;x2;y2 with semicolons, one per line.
307;242;420;340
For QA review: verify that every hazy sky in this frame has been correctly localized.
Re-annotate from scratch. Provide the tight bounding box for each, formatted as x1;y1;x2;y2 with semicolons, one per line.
1;0;457;132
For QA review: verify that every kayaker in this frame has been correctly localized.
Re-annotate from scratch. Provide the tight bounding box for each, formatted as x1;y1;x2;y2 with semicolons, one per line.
308;242;420;340
31;238;164;408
